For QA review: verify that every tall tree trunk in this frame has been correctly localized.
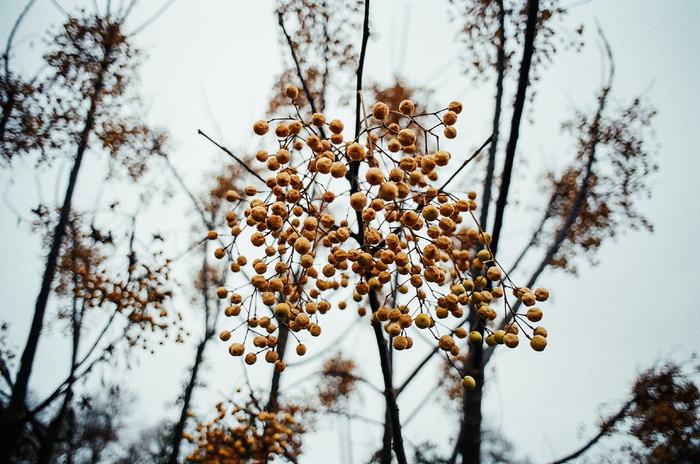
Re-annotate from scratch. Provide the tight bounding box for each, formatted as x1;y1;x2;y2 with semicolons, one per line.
454;1;540;462
167;338;208;464
37;243;83;464
168;249;217;464
489;0;539;258
479;0;506;231
0;43;112;462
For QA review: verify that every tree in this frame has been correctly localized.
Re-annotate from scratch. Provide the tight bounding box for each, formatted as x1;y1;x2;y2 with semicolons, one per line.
193;1;657;463
551;360;700;463
0;3;179;461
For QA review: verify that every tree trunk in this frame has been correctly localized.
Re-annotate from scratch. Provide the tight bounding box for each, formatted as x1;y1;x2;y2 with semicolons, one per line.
479;0;506;230
489;0;539;258
0;42;112;462
168;249;217;464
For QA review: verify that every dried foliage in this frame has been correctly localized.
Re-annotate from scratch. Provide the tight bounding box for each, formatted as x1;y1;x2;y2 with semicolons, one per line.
546;96;657;272
186;398;309;463
318;352;358;411
269;0;364;115
613;363;700;463
1;11;165;177
448;0;583;81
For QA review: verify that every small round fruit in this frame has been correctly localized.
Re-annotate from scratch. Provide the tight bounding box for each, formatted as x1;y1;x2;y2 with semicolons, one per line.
534;287;550;301
274;303;291;319
530;335;547;351
414;313;431;329
372;102;389;120
468;331;483;345
526;308;543;322
285;85;299;99
296;344;307;356
448;101;463;114
216;287;228;299
253;120;269;135
228;343;245;356
503;333;519;348
493;330;505;344
461;375;476;390
399;99;415;115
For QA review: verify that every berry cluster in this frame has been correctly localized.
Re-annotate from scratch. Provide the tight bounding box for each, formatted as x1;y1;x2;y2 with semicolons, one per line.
210;85;550;371
186;399;306;463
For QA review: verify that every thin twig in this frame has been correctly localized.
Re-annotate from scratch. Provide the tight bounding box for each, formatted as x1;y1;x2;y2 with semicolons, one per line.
438;134;494;192
198;129;265;184
129;0;177;36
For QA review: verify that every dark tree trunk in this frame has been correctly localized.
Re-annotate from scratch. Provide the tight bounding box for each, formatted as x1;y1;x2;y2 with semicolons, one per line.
0;42;112;462
490;0;540;258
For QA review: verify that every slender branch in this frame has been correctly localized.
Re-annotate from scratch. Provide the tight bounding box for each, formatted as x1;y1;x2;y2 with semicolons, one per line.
549;397;634;464
354;1;371;140
489;0;540;258
438;134;494;192
3;0;38;77
479;0;506;230
346;0;372;193
129;0;177;36
197;129;265;184
161;154;213;229
277;11;319;116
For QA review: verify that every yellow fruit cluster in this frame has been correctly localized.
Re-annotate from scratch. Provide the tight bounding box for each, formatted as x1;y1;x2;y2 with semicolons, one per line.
186;400;306;463
211;85;550;366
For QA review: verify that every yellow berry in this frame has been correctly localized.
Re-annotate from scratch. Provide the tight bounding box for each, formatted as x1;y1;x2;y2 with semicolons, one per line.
329;119;344;134
347;142;365;161
397;129;416;147
438;335;455;351
442;111;458;126
366;167;385;185
534;287;550;301
274;303;290;319
216;287;228;299
533;326;548;338
503;333;519;348
493;330;505;344
414;313;431;329
468;331;482;345
461;375;476;390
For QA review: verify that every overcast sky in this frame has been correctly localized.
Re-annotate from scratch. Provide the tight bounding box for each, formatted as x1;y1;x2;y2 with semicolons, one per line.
1;1;699;462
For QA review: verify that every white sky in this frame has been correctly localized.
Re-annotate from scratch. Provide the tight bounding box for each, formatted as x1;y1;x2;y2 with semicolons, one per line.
1;1;699;463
